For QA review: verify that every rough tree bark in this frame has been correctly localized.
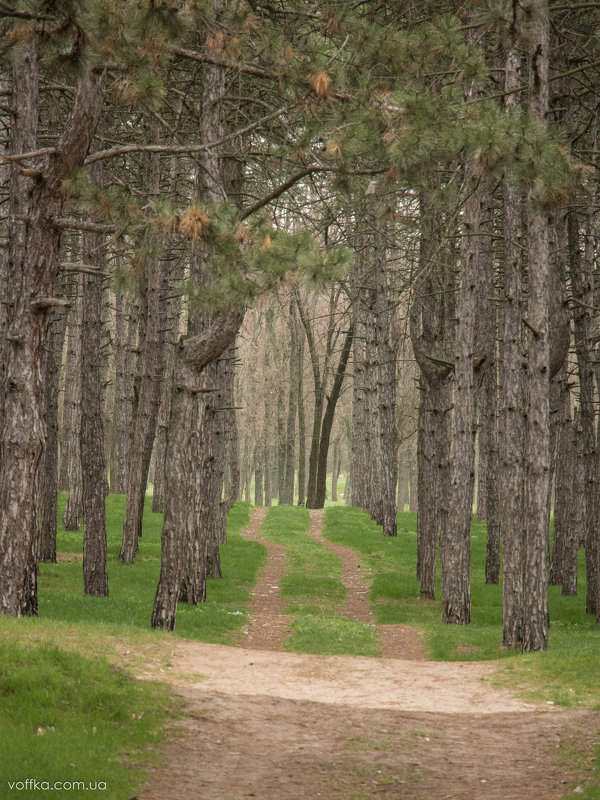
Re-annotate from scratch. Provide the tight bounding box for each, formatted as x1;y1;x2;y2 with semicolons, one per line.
38;295;68;563
374;233;399;537
61;274;84;530
500;45;526;650
0;60;103;616
152;291;182;513
81;220;108;597
522;0;551;651
120;145;169;562
350;239;378;515
550;367;577;594
218;342;240;532
410;189;454;599
151;308;244;630
441;155;482;626
109;289;130;494
569;209;598;615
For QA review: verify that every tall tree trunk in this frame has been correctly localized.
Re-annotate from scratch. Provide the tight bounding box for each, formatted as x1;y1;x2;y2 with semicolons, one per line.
254;440;264;506
0;70;11;456
263;396;272;507
0;64;103;616
374;239;399;537
162;24;243;609
350;245;377;514
296;330;306;507
109;289;129;494
410;188;454;598
61;274;84;529
469;180;501;583
219;343;240;532
152;293;182;513
276;384;286;501
120;145;169;562
313;327;354;509
151;308;244;628
550;368;576;593
81;223;108;598
569;209;598;615
441;157;482;625
39;294;68;563
500;46;526;650
296;292;325;509
281;304;299;505
522;1;551;651
152;357;196;630
331;439;340;502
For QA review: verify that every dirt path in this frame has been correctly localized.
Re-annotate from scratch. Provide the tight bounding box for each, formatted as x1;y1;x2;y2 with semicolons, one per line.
137;507;600;800
237;507;291;651
307;508;427;660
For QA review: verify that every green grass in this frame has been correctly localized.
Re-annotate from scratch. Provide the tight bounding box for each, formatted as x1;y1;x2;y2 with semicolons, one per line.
4;494;600;798
0;640;172;800
261;505;379;656
323;505;600;708
42;494;264;643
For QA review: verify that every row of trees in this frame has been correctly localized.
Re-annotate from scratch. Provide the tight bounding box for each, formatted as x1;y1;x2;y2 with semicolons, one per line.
1;0;599;652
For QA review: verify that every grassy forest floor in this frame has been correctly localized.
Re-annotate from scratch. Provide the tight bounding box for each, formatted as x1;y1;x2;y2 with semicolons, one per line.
1;496;600;799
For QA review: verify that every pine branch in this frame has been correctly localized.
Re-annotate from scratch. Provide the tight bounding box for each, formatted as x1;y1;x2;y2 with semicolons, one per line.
467;57;600;105
4;147;57;163
240;165;388;220
239;166;323;220
59;262;110;277
30;297;72;312
425;354;455;371
84;102;298;165
171;45;279;80
53;218;118;233
522;317;541;337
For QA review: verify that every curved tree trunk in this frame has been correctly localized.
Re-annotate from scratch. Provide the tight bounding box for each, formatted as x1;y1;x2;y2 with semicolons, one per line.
151;309;244;629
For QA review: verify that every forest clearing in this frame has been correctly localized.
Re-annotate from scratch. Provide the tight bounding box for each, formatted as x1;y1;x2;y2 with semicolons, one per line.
1;497;600;799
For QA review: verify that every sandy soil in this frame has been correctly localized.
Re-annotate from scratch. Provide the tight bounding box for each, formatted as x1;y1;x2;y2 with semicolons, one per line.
137;508;600;800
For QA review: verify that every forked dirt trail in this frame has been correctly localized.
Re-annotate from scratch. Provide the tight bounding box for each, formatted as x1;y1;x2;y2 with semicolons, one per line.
307;508;428;660
138;508;600;800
